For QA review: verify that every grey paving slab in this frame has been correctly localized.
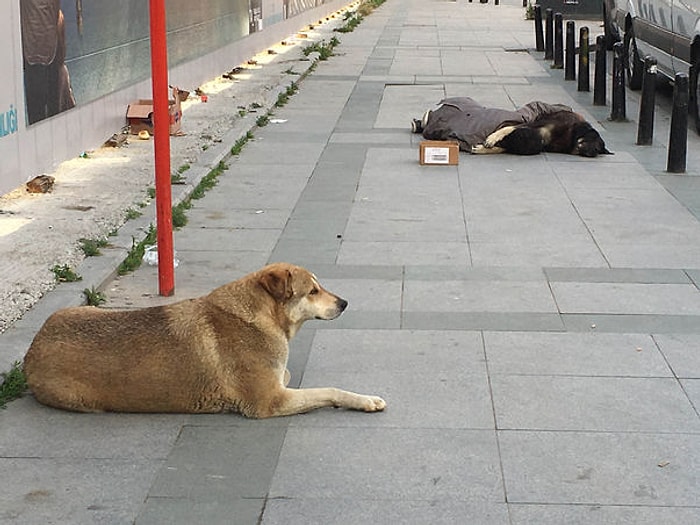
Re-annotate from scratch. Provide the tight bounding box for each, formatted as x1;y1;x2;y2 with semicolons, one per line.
296;329;493;428
269;237;341;266
569;188;700;247
174;227;280;254
0;397;185;459
315;278;402;311
305;263;403;280
227;140;327;166
509;504;700;525
280;217;348;241
656;173;700;220
599;242;700;269
374;84;445;128
551;282;700;315
499;431;700;506
469;239;609;267
329;130;409;144
562;313;700;334
304;329;484;372
484;332;673;377
687;269;700;287
136;498;264;525
544;267;692;284
492;375;700;432
305;310;401;329
0;457;161;524
186;205;290;229
404;265;546;281
338;240;471;265
404;279;558;313
682;379;700;412
262;499;511;525
270;427;503;501
148;424;286;501
654;333;700;378
294;368;494;429
402;311;566;331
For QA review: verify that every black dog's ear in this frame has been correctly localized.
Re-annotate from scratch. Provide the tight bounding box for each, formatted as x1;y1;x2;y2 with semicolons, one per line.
259;268;294;302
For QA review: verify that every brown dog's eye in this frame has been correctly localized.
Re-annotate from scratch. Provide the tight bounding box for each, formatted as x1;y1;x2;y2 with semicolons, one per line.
309;288;319;295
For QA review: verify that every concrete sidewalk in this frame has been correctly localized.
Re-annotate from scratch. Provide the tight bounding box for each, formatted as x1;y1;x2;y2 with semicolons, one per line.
2;0;700;523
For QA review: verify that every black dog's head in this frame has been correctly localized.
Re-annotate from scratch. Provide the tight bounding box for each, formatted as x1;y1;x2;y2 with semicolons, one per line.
573;123;612;157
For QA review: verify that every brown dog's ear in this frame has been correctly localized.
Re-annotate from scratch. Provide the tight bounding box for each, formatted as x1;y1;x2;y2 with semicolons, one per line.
259;268;294;302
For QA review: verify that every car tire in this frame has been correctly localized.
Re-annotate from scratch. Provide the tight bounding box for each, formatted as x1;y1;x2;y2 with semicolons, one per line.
624;26;644;90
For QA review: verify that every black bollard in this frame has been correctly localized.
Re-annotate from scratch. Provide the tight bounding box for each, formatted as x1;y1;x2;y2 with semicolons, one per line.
534;5;544;52
565;21;576;80
610;42;626;120
553;13;564;69
578;27;590;91
593;35;606;105
667;73;689;173
545;9;554;61
636;56;657;145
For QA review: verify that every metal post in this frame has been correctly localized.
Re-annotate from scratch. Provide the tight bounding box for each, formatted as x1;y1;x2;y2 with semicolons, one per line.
610;42;626;121
667;73;689;173
545;8;553;61
578;26;590;91
636;56;657;145
534;5;544;52
553;12;564;69
565;20;576;80
593;35;606;105
148;0;175;296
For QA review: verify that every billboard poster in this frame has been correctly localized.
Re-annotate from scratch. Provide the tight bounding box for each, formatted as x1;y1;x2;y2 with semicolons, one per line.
19;0;76;125
286;0;326;19
19;0;250;126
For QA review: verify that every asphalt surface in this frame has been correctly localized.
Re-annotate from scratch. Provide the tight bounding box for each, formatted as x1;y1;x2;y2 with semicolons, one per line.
1;0;700;523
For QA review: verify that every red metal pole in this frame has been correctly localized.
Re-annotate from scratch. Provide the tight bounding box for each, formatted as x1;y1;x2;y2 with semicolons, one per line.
148;0;175;296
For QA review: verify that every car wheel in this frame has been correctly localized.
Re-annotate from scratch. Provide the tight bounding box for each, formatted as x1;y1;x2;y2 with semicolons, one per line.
624;26;644;90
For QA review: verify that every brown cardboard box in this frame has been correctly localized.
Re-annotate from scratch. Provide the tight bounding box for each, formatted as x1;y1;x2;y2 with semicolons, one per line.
419;140;459;165
126;87;183;135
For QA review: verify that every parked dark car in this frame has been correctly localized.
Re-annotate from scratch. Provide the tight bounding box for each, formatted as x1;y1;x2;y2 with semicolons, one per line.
603;0;700;132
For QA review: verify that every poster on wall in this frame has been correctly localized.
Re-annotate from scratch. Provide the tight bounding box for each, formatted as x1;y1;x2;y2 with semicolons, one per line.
19;0;76;125
19;0;331;125
19;0;250;126
285;0;326;19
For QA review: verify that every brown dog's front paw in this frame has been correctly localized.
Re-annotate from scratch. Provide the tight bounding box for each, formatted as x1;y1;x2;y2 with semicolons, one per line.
362;395;386;412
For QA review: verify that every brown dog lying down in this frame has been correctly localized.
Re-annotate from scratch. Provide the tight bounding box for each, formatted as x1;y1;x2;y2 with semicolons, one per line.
471;110;611;157
24;263;386;418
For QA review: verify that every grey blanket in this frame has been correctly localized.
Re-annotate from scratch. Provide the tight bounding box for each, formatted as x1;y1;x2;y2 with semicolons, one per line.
422;97;572;151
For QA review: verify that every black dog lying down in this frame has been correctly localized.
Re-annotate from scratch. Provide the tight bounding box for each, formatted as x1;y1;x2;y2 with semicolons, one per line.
471;110;612;157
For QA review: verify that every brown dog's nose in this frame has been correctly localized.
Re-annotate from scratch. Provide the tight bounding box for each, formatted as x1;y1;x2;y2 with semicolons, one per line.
337;298;348;312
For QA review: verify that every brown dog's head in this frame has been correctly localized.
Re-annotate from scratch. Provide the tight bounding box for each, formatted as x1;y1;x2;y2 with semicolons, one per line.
573;123;612;157
258;263;348;329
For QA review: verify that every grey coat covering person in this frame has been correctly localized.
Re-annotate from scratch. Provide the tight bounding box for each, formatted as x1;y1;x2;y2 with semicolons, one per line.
421;97;572;151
